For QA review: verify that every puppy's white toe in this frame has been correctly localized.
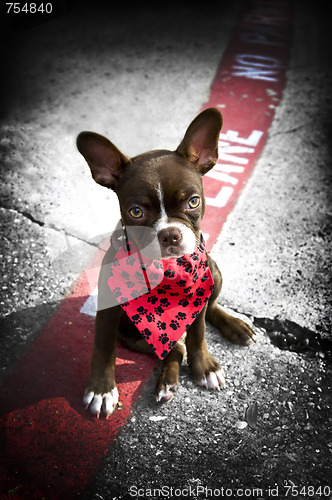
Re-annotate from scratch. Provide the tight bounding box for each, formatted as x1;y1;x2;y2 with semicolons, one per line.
83;391;94;409
156;384;177;402
215;369;226;387
90;394;103;417
103;388;119;418
83;387;119;418
206;372;220;389
198;377;208;389
198;370;226;390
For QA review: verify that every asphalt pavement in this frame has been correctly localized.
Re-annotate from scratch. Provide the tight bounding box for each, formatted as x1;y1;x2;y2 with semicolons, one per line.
0;1;331;499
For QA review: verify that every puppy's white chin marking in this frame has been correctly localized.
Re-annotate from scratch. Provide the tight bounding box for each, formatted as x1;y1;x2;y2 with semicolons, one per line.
161;248;184;259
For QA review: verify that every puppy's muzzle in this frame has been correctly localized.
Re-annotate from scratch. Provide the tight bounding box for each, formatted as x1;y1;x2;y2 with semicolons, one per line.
158;226;183;257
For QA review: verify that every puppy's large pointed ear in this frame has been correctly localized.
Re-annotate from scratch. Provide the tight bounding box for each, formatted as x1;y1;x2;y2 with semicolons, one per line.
77;131;130;190
176;108;222;174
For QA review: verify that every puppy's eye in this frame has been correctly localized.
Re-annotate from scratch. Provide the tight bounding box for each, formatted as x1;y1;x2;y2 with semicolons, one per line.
188;196;200;209
129;207;144;219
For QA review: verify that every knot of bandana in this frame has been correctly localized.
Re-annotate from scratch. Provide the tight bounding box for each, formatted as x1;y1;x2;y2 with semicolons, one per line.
107;236;214;359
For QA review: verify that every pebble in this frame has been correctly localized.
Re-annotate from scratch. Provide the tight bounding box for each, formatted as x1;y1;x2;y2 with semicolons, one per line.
235;421;248;430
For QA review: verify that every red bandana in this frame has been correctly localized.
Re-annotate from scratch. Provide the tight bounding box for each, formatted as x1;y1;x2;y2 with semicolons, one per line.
107;236;214;359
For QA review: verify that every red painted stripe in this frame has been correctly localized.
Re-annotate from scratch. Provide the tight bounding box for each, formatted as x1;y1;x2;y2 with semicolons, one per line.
201;0;294;248
0;2;294;498
0;251;156;498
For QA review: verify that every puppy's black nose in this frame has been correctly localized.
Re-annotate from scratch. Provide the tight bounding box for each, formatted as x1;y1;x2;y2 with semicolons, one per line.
158;227;183;248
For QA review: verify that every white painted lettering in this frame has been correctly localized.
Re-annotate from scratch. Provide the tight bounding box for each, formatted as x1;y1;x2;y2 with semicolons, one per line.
220;143;255;155
220;153;248;165
219;142;254;165
205;170;238;185
205;186;233;208
205;129;263;208
241;26;286;47
220;130;263;147
213;163;245;174
232;54;280;82
241;31;284;47
245;14;283;25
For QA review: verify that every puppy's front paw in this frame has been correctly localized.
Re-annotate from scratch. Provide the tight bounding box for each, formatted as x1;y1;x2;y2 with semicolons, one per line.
155;369;179;402
189;351;226;390
223;316;257;346
155;383;178;402
197;369;226;390
83;387;119;419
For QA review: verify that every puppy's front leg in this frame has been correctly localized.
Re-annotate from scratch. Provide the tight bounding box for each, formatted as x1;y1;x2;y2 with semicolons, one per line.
84;306;122;419
155;341;185;402
186;305;225;390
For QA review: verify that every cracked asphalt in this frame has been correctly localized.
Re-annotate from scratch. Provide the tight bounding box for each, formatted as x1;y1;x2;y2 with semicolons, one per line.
1;1;332;498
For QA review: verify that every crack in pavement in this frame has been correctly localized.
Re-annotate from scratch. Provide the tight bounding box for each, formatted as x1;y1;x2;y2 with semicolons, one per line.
20;210;45;227
270;122;310;137
0;203;100;249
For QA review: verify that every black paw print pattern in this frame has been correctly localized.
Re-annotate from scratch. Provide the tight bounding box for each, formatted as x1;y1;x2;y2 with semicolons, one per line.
201;273;209;283
147;295;158;305
168;340;177;350
121;270;130;280
113;287;122;298
131;289;147;299
154;305;165;316
108;237;214;359
158;332;169;345
137;306;148;315
193;297;202;308
120;296;129;304
164;269;175;279
160;298;170;308
148;272;160;284
191;310;200;320
176;279;187;287
131;314;142;325
146;313;155;323
142;328;152;339
126;256;136;266
134;270;146;284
